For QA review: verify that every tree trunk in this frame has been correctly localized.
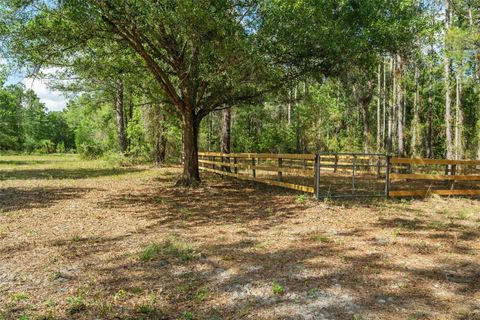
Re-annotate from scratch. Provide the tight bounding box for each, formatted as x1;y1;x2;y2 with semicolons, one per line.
454;62;464;160
396;55;405;156
444;0;453;159
387;57;394;154
353;81;373;153
154;114;167;166
411;63;421;157
377;63;382;152
383;57;387;151
115;80;127;154
221;107;232;172
176;110;201;186
427;52;434;158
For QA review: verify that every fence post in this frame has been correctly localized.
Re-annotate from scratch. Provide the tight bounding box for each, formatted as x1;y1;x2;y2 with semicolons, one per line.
315;154;321;200
334;154;338;173
234;156;238;175
278;158;283;181
385;155;391;198
252;157;256;178
352;154;356;195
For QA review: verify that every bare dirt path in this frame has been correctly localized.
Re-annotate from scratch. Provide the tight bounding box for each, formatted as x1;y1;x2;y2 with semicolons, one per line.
0;155;479;320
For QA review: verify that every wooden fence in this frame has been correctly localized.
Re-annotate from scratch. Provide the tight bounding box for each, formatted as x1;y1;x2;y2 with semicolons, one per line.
198;152;315;193
388;157;480;197
198;152;480;198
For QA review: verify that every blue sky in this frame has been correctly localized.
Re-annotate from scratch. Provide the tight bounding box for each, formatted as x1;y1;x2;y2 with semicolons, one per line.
6;69;69;112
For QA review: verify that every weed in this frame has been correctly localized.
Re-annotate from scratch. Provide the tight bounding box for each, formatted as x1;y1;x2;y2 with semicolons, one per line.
162;235;195;261
153;196;166;205
426;221;445;230
71;235;81;242
458;210;470;220
309;233;331;243
66;296;86;314
272;283;284;295
179;208;193;220
18;314;31;320
138;243;162;261
181;311;194;320
296;194;308;204
99;302;113;317
138;303;155;315
254;241;269;249
114;289;128;301
307;288;318;299
44;297;56;308
352;315;364;320
194;287;209;303
10;292;29;303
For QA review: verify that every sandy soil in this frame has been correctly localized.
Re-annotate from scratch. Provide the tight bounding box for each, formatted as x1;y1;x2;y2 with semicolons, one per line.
0;155;479;320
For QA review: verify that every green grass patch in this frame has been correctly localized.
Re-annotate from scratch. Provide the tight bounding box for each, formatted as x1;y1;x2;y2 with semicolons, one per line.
139;235;196;262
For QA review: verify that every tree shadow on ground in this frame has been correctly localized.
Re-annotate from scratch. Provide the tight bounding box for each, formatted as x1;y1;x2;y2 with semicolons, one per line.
100;175;308;232
0;167;144;180
0;187;94;213
76;235;480;320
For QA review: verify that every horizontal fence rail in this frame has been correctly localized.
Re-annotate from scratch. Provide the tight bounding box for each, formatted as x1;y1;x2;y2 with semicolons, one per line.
198;152;480;199
388;157;480;198
198;152;315;193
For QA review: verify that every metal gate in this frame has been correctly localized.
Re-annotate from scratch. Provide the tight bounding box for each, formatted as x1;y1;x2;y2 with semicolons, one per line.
314;153;389;199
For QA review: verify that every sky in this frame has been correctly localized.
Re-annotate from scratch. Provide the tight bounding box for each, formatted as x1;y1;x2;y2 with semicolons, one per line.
6;70;69;112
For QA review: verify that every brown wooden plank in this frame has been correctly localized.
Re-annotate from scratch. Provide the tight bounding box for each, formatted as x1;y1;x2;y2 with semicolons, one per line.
390;157;480;166
199;159;313;177
199;167;314;193
390;173;480;181
389;189;480;197
198;152;315;160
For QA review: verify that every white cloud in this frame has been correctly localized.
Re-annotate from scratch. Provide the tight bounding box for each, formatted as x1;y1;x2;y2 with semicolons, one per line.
22;73;69;112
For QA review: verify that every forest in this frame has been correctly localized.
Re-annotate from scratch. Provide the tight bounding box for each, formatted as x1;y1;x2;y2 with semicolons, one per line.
1;1;480;319
0;0;479;186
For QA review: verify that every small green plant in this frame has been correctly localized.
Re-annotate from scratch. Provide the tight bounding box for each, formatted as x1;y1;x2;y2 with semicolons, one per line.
10;292;29;303
181;311;194;320
138;303;155;315
179;208;193;220
458;210;470;220
139;236;196;262
66;296;86;314
114;289;128;301
162;235;195;261
194;287;209;303
254;241;269;249
296;194;308;203
99;302;114;318
272;283;284;295
138;243;162;261
44;297;56;308
307;288;317;299
309;233;331;243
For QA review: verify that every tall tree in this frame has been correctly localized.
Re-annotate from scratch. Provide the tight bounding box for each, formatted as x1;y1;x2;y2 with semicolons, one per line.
444;0;453;159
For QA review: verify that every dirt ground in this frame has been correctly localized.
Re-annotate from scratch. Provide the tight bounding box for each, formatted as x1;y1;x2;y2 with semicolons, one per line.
0;154;479;320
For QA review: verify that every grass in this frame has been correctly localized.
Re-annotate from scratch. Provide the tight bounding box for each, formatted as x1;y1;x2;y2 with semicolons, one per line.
139;234;196;262
296;194;309;203
309;232;331;243
272;283;285;295
66;296;86;315
138;243;162;261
